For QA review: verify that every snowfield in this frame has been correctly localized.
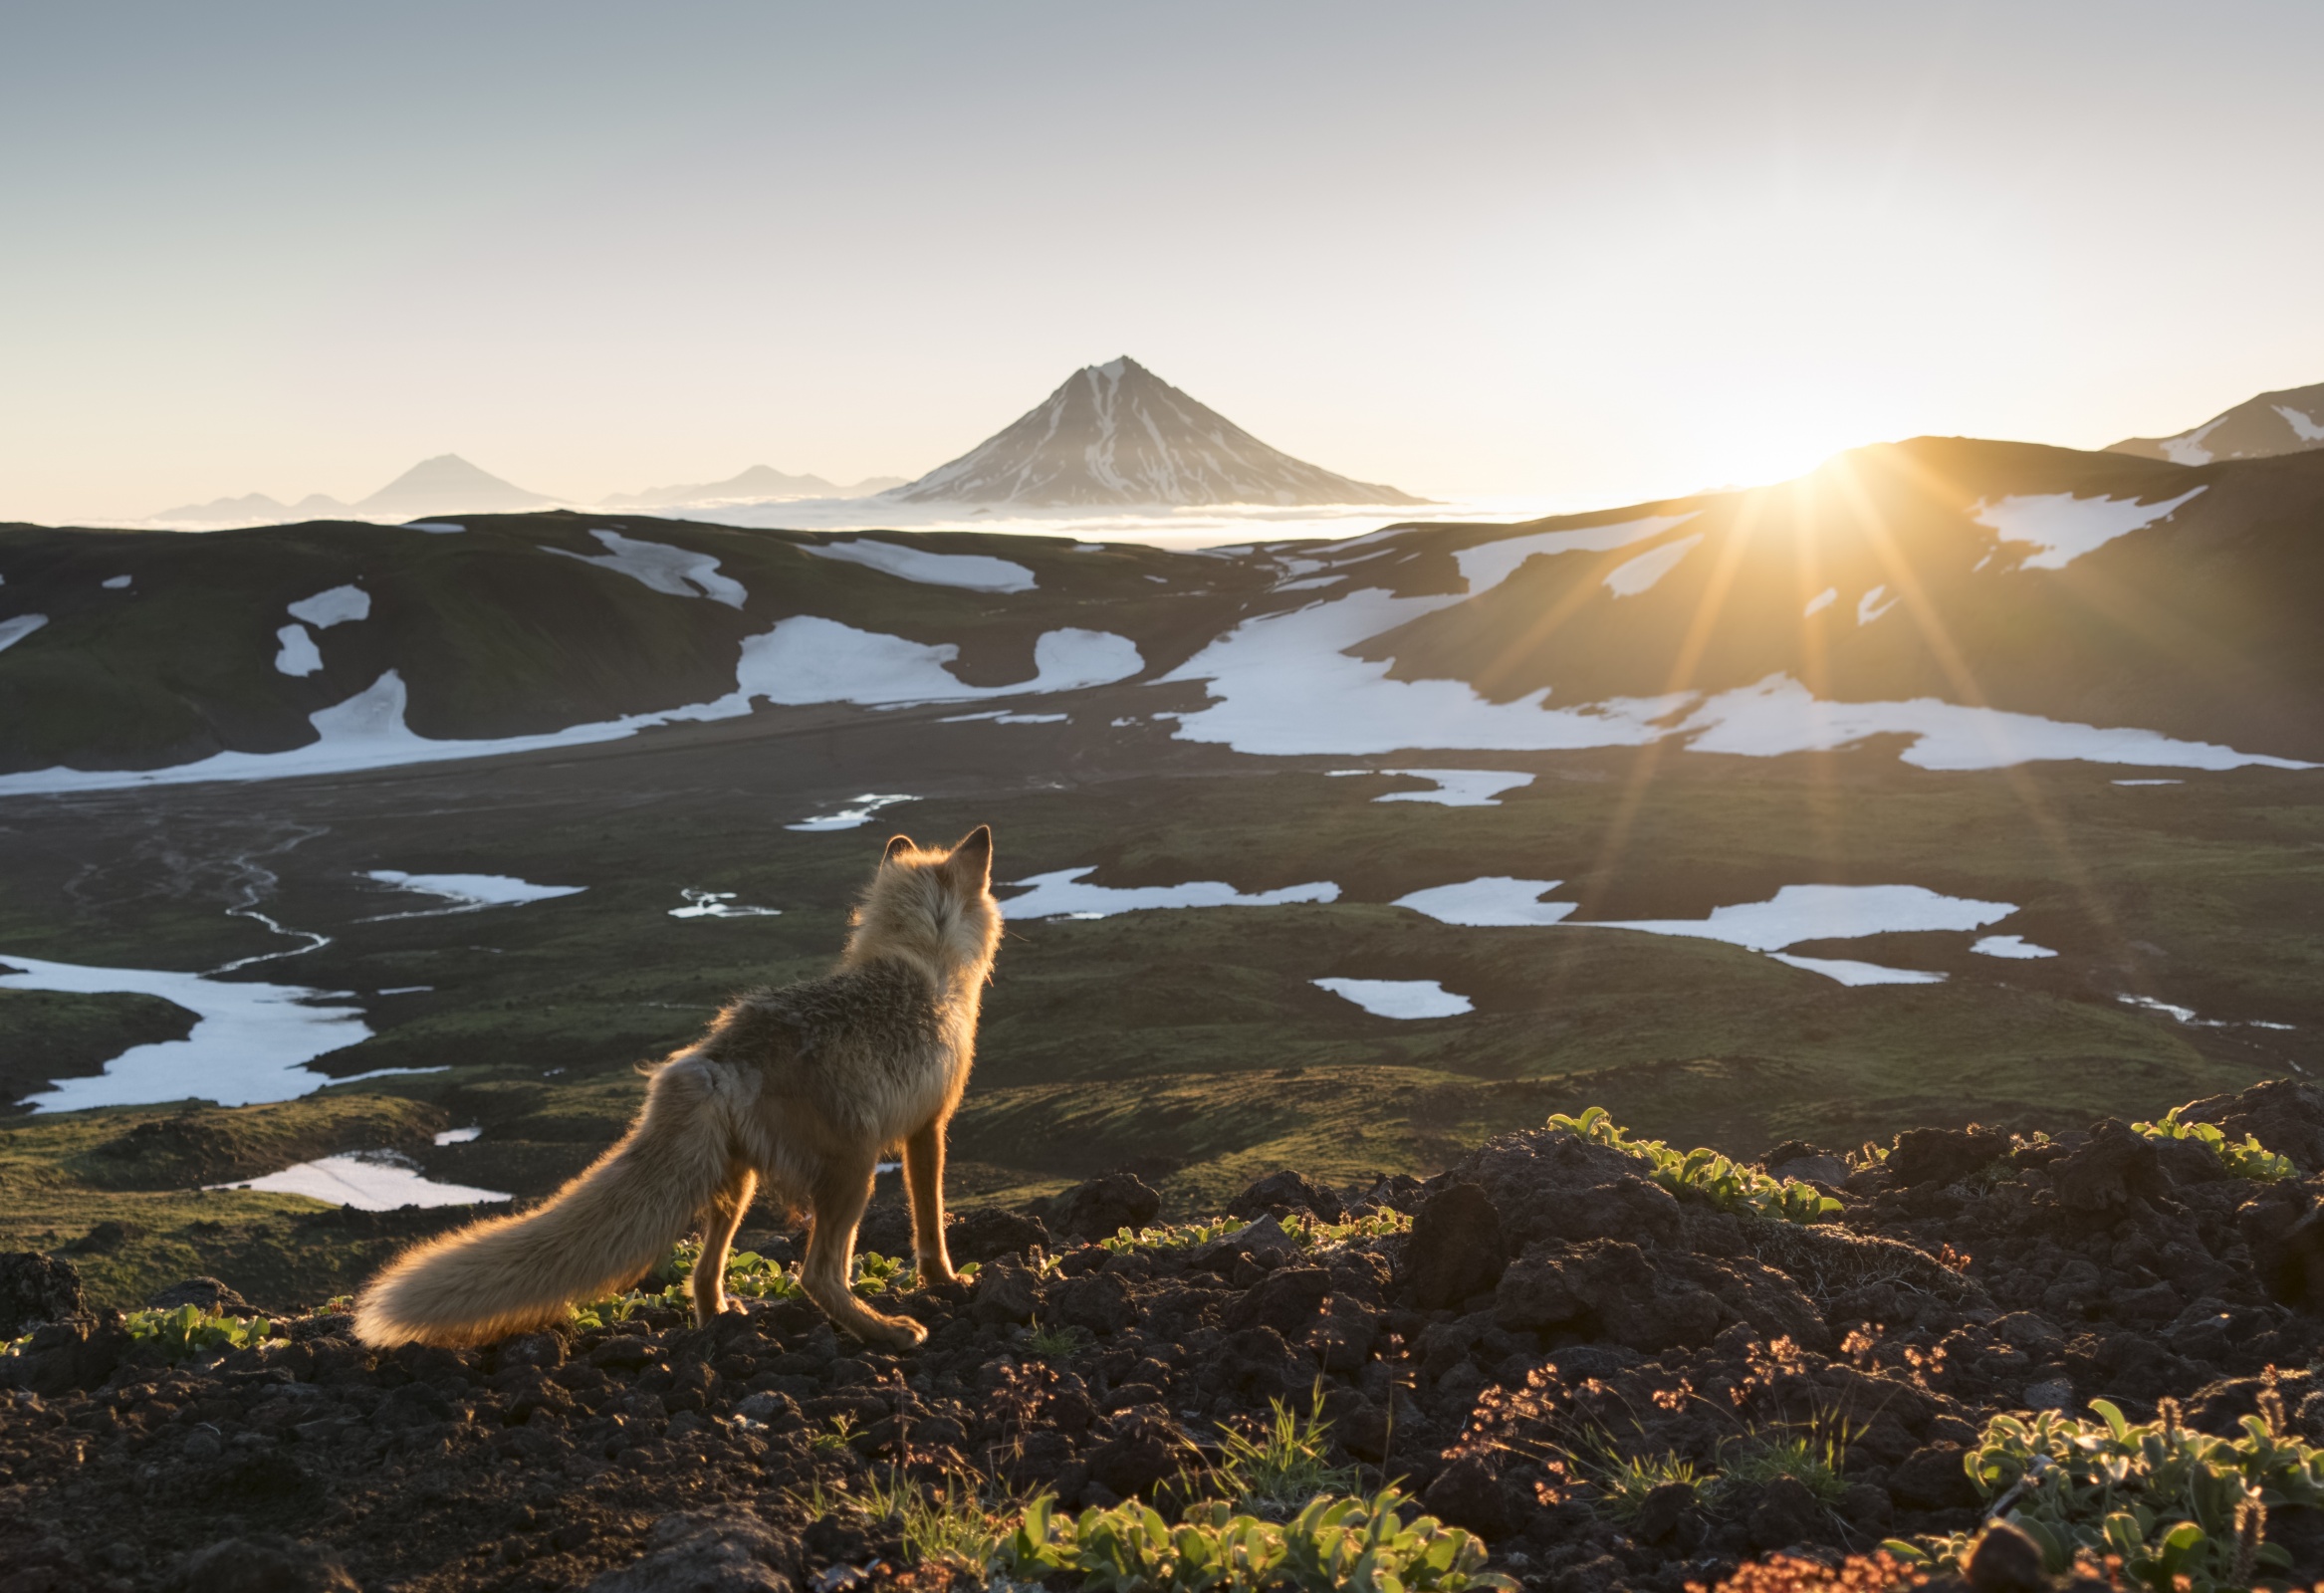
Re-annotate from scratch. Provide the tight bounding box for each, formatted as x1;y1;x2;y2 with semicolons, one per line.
549;529;747;606
785;793;915;832
1972;488;2207;570
287;584;370;627
803;538;1037;593
1001;867;1339;919
362;871;585;917
0;617;1144;794
273;624;323;677
1312;978;1474;1019
0;614;48;654
211;1150;509;1211
1396;878;2023;987
0;953;385;1111
1333;769;1535;806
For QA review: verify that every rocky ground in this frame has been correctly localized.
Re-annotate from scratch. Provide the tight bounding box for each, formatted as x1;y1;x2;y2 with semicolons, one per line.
9;1081;2324;1593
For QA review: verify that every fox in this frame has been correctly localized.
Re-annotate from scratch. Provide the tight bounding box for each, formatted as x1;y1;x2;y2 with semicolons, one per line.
351;825;1002;1352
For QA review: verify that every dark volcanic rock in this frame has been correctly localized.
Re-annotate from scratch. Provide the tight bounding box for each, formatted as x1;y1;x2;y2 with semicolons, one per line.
1040;1173;1162;1242
172;1534;359;1593
583;1509;797;1592
0;1252;82;1335
949;1207;1051;1263
2053;1119;2170;1212
1889;1126;2008;1188
1401;1183;1505;1308
1230;1169;1346;1223
2180;1079;2324;1172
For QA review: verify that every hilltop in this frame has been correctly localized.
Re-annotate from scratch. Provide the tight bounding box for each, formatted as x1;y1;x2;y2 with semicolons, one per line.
5;1083;2324;1590
2111;378;2324;465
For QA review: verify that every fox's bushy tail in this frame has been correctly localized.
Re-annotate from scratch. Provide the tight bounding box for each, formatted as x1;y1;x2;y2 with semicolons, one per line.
353;1055;735;1347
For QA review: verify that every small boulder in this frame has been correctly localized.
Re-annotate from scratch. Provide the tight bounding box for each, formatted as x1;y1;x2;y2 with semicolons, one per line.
1888;1127;2008;1189
1226;1266;1331;1337
972;1256;1041;1326
949;1208;1051;1264
1890;1443;1978;1510
1053;1271;1137;1334
1230;1170;1346;1224
170;1535;359;1593
1041;1174;1162;1243
583;1508;797;1593
0;1252;83;1337
1421;1453;1516;1538
1400;1183;1504;1309
1966;1519;2049;1593
2052;1120;2168;1213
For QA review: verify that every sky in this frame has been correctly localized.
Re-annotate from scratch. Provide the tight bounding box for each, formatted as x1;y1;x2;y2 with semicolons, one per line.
2;1;2320;525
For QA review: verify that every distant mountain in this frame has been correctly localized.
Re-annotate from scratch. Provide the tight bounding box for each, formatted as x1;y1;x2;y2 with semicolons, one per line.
603;465;907;508
887;356;1423;508
2110;380;2324;465
355;455;555;517
149;492;323;526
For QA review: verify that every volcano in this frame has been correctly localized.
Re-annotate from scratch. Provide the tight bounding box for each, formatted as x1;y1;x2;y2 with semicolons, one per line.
886;356;1422;508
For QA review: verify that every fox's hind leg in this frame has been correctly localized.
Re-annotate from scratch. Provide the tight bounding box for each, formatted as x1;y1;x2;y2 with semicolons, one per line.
692;1164;757;1326
802;1154;928;1350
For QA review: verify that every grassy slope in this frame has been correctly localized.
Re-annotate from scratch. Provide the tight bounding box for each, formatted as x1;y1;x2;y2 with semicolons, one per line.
2;713;2313;1309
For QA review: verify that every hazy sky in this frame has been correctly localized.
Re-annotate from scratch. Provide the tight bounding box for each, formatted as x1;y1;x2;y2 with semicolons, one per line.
4;1;2319;523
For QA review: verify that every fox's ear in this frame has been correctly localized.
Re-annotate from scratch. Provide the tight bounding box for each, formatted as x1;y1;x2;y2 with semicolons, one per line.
882;834;915;864
946;824;993;890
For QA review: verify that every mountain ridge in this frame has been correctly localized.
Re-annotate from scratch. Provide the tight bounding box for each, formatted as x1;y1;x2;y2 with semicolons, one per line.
2109;378;2324;465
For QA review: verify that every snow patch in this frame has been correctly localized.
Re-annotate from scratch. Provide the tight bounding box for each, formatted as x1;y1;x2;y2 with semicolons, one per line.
274;624;322;677
738;619;1139;706
363;871;584;917
2161;419;2223;466
2275;405;2324;443
1453;515;1699;593
211;1150;509;1210
1674;674;2314;773
1857;585;1897;624
1397;879;2017;987
0;614;46;654
1393;878;1578;927
287;585;370;627
669;889;782;919
549;530;747;606
0;953;381;1111
434;1126;481;1145
1332;769;1534;806
103;575;131;590
1972;488;2207;570
804;539;1037;593
1002;867;1338;920
1803;586;1838;617
1974;935;2058;959
0;616;1142;795
1603;534;1705;597
405;521;467;534
785;794;915;832
1312;978;1474;1019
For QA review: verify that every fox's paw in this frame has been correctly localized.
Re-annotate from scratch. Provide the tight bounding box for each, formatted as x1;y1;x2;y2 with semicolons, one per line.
858;1311;928;1351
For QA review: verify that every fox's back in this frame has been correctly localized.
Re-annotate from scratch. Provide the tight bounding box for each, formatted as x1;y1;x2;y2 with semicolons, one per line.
706;960;961;1133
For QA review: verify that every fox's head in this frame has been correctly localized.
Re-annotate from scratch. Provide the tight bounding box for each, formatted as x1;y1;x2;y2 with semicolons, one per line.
847;824;1002;980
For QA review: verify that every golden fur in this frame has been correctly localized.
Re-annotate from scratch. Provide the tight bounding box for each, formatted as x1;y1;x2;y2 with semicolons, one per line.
351;826;1003;1350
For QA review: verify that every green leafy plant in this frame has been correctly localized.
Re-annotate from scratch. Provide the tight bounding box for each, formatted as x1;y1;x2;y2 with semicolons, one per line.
985;1487;1516;1593
1021;1318;1089;1358
1569;1441;1707;1525
120;1303;282;1361
1214;1383;1361;1516
811;1413;859;1455
850;1250;912;1296
796;1470;1023;1569
1097;1208;1414;1260
1548;1107;1843;1225
1898;1398;2322;1590
1719;1422;1853;1508
2132;1108;2295;1183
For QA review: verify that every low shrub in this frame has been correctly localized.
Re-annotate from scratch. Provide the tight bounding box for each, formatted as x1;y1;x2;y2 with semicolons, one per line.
986;1487;1516;1593
2131;1107;2295;1183
1547;1108;1842;1225
1897;1396;2323;1590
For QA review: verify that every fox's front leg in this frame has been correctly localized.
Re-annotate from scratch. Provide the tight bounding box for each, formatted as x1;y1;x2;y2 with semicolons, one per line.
904;1120;956;1285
